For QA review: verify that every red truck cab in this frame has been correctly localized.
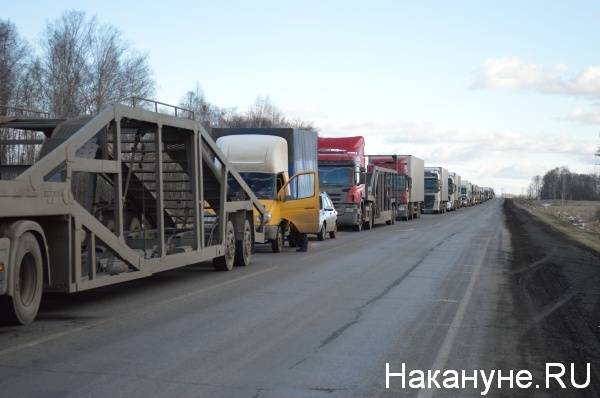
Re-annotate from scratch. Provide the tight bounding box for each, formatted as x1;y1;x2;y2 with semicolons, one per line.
317;136;366;231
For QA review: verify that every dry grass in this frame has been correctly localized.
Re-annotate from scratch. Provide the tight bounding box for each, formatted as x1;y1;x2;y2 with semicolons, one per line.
514;199;600;253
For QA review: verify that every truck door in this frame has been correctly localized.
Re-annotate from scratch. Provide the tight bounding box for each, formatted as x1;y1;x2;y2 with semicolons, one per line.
278;172;320;234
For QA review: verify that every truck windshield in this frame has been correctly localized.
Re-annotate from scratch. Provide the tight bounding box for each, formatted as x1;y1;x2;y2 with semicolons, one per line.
461;187;467;195
239;172;277;199
424;178;439;192
318;166;353;187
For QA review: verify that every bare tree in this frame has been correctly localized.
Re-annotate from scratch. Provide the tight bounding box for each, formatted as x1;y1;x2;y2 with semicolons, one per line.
40;11;94;117
538;167;600;201
38;11;154;117
220;96;317;130
180;83;228;128
0;20;28;112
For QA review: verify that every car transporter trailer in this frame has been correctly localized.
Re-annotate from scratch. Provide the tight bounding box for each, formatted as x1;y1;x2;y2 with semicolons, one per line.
0;99;266;325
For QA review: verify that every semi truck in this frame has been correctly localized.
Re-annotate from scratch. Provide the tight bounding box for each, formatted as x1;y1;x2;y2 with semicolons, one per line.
363;165;402;228
447;172;460;211
454;174;462;209
368;155;424;220
460;180;473;206
472;184;482;204
213;128;320;252
317;136;366;231
424;166;449;213
0;100;268;325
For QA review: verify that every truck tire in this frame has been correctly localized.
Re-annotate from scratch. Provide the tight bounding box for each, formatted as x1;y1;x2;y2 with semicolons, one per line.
364;215;373;230
386;207;396;225
288;229;298;247
0;232;44;325
271;225;283;253
353;211;363;232
234;220;252;267
213;221;236;271
317;222;326;241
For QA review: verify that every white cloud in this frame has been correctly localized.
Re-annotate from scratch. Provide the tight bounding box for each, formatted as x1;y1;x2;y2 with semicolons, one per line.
319;119;591;158
315;117;595;194
564;106;600;125
473;58;600;98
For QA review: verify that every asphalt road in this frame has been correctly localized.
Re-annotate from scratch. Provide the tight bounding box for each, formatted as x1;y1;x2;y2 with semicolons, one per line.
0;199;567;397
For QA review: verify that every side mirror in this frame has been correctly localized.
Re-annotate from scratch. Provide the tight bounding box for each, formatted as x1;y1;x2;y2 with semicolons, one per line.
277;189;285;202
359;173;366;185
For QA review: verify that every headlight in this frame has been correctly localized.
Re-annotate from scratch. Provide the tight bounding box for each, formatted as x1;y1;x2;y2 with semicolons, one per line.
398;205;406;211
257;211;272;224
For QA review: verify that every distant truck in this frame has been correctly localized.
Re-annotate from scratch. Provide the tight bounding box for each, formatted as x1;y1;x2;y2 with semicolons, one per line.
472;184;481;204
447;172;460;211
368;155;424;220
481;187;494;202
363;165;402;228
424;167;449;213
317;136;366;231
213;128;320;252
460;180;473;206
454;174;462;209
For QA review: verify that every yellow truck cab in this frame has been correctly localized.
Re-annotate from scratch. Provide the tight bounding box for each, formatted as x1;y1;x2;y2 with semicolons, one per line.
214;129;320;252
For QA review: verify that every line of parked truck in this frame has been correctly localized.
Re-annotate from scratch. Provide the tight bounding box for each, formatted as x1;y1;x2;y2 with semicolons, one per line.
0;100;495;325
214;128;495;251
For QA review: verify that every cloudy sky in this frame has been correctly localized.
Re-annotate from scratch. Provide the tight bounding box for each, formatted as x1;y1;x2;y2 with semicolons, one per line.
6;0;600;194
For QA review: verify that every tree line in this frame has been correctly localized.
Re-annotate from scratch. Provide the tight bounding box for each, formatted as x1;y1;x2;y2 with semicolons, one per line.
0;10;314;129
527;167;600;201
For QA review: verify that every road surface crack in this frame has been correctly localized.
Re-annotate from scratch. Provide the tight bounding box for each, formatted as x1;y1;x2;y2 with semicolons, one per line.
317;233;457;349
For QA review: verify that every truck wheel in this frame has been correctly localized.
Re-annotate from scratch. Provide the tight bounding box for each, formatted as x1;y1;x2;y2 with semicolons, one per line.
213;221;236;271
364;216;373;230
288;229;298;247
234;220;252;267
271;226;283;253
329;223;337;239
353;212;363;232
0;232;44;325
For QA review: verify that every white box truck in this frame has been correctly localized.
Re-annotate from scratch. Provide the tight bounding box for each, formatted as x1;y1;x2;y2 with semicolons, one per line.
447;172;460;211
424;166;449;214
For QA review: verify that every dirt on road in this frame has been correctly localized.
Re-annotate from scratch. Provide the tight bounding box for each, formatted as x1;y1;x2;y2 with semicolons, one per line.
503;199;600;396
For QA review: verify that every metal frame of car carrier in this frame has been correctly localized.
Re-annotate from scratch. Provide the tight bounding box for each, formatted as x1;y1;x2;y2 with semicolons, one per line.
0;101;266;298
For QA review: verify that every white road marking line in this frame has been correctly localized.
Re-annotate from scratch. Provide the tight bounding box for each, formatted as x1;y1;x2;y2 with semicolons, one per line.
417;226;496;398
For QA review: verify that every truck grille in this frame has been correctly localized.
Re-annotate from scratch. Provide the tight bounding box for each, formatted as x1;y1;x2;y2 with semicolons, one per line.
327;193;343;206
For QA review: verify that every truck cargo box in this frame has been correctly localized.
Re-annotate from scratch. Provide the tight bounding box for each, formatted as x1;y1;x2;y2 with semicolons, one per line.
212;128;318;176
402;155;424;203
